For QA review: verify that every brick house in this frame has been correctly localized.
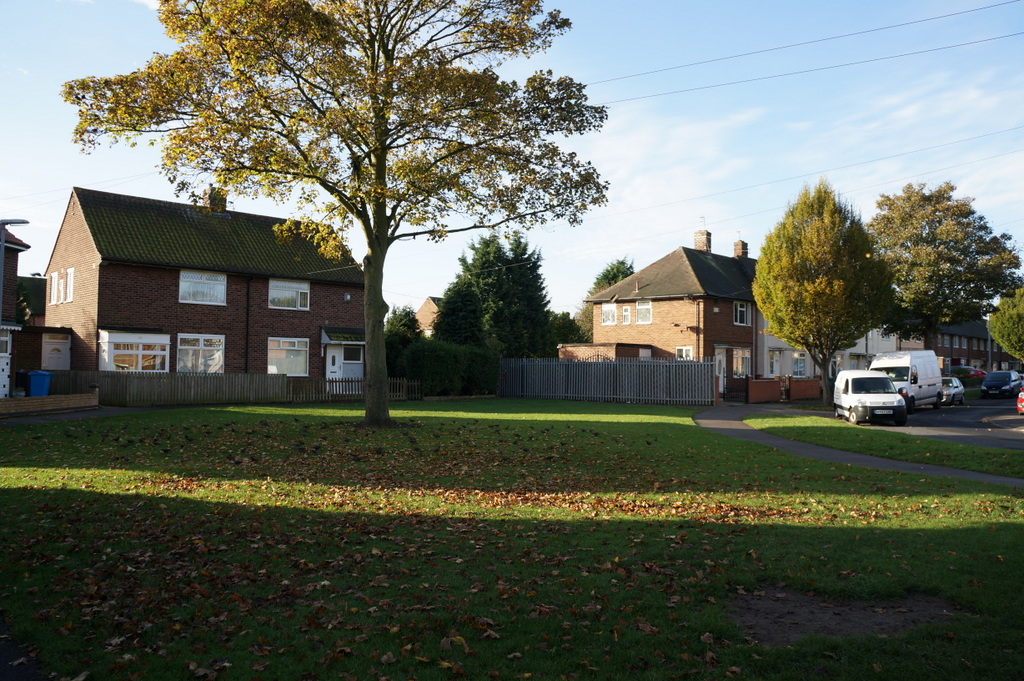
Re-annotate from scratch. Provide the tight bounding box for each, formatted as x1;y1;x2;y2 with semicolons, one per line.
1;227;30;397
566;230;1018;394
415;296;441;336
43;187;365;380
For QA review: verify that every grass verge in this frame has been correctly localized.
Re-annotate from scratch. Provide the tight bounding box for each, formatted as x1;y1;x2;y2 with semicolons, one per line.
744;412;1024;479
1;399;1022;680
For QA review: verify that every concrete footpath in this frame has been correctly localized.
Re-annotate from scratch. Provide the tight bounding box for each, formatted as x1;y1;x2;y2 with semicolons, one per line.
694;402;1024;489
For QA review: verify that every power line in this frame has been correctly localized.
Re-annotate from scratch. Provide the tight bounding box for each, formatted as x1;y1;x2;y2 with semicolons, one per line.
602;33;1024;105
589;0;1021;86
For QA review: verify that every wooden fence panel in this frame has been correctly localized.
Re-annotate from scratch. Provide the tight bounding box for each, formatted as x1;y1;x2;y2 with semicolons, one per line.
47;371;421;407
499;358;715;406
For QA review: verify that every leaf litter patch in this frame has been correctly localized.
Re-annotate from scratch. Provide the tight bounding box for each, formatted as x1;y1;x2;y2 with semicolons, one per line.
727;584;965;647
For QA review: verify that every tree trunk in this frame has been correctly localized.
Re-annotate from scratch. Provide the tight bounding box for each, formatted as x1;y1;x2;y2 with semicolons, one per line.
362;243;395;428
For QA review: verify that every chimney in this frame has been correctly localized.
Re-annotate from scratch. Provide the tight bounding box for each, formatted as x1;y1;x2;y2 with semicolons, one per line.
694;229;711;253
203;185;227;213
734;240;748;258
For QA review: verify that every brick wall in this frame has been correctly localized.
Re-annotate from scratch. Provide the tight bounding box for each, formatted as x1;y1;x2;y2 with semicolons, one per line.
0;391;99;418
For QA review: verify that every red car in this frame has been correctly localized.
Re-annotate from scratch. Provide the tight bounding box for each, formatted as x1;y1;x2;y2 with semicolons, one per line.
1017;390;1024;415
958;367;987;378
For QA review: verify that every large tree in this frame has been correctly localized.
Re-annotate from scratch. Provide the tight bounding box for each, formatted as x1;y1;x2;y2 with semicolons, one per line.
63;0;607;426
458;232;550;357
868;182;1022;348
575;257;634;341
753;179;893;405
988;289;1024;361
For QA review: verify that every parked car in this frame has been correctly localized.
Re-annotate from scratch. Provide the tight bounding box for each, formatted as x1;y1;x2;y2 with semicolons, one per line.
979;370;1023;398
954;367;987;378
940;377;965;405
1017;390;1024;415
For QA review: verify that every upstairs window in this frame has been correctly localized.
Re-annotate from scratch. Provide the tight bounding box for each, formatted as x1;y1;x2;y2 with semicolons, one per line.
733;302;750;326
601;304;617;325
269;279;310;310
622;306;631;325
635;300;652;324
179;270;227;306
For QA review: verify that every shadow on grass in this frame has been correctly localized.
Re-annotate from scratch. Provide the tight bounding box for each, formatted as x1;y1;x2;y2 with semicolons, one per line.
1;485;1022;681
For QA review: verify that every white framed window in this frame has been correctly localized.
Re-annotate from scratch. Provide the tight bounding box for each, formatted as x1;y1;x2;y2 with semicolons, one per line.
178;334;225;373
66;268;74;303
601;304;617;325
792;351;807;378
622;306;631;325
675;346;694;360
0;329;9;356
635;300;652;324
49;272;58;305
268;337;309;376
732;348;751;377
733;302;750;326
99;331;170;372
269;279;310;310
179;270;227;306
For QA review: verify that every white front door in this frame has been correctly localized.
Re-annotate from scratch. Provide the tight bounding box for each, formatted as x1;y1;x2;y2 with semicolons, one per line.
326;344;365;393
42;334;71;371
715;347;728;395
0;330;10;398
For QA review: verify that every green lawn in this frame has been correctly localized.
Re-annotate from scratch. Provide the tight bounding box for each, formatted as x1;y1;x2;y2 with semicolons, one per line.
2;399;1022;680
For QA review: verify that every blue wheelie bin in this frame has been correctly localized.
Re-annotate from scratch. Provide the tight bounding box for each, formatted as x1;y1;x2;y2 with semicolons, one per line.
26;370;53;397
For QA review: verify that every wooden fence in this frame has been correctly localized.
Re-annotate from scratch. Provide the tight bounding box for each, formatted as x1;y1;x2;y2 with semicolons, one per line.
499;358;716;406
47;371;421;408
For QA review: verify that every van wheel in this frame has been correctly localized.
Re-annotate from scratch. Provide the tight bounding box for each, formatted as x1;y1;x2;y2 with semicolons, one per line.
835;407;844;419
933;394;941;409
847;410;858;425
906;396;915;414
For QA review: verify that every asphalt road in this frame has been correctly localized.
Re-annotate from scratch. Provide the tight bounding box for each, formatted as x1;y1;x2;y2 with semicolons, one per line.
853;396;1024;450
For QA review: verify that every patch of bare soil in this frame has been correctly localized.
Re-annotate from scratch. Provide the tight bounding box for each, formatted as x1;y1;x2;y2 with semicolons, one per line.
726;585;965;647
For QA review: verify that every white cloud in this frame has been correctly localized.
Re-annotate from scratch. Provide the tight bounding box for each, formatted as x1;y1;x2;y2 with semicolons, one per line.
128;0;160;9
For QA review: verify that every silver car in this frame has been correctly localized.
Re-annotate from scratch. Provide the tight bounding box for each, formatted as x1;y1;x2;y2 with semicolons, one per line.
940;376;966;405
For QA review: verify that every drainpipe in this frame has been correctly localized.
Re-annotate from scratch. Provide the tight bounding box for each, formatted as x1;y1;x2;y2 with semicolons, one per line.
244;277;252;373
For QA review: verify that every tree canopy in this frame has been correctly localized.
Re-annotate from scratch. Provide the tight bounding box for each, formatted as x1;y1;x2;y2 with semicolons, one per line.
433;274;486;347
63;0;607;426
753;179;893;405
867;182;1021;348
457;232;550;357
988;289;1024;362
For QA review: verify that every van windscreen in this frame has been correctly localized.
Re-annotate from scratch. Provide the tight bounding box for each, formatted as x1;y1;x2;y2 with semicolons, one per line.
877;367;908;382
851;377;896;394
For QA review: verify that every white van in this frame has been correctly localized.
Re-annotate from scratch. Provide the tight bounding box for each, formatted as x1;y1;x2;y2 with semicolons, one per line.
869;350;943;413
833;370;908;426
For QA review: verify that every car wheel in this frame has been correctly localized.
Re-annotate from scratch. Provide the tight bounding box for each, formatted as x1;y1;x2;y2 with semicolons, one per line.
958;394;966;405
894;417;907;426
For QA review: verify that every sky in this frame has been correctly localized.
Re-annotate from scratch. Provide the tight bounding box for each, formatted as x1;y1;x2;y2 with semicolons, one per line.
2;0;1023;318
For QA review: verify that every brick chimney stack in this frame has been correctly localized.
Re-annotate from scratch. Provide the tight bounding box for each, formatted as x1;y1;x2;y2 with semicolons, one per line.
694;230;711;253
203;185;227;213
734;240;748;258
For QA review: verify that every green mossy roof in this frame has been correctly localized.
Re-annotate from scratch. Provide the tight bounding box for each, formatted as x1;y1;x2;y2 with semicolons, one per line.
74;187;362;285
